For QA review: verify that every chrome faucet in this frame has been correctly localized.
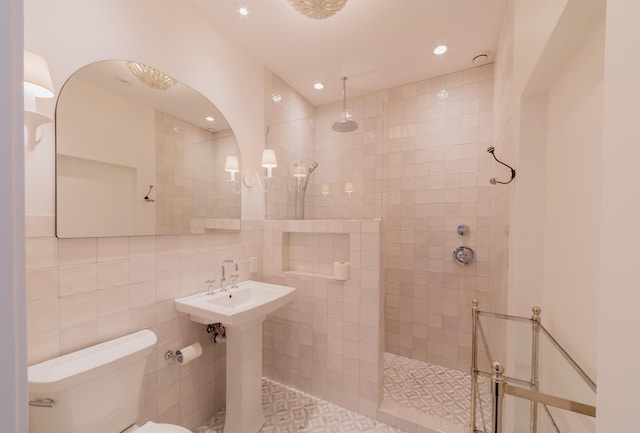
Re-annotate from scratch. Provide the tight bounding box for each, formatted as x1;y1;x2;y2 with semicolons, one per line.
205;279;217;295
220;259;238;291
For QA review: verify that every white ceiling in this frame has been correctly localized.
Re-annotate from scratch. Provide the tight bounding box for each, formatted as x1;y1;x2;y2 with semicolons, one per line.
191;0;507;106
72;60;231;131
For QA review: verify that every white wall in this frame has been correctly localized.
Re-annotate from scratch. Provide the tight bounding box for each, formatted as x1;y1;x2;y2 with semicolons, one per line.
597;1;640;431
24;0;266;220
541;8;604;381
502;0;640;431
0;0;28;432
507;0;604;371
507;0;568;316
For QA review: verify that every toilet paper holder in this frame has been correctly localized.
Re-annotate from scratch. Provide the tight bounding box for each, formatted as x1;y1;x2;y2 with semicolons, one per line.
164;349;185;363
164;342;203;364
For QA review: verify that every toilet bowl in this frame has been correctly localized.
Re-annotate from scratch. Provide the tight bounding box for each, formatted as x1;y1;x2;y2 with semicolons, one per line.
28;330;192;433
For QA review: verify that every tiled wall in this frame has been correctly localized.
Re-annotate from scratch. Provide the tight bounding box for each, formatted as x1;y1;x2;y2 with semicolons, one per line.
155;113;240;234
264;71;316;220
25;215;263;430
308;102;384;220
380;65;495;371
265;65;501;373
264;70;384;221
283;232;350;276
261;220;383;419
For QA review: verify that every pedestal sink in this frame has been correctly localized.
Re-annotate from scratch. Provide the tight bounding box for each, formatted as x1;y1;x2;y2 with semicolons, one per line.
174;280;296;433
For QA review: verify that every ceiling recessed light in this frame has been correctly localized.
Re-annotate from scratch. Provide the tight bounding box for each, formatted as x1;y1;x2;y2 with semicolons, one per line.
313;82;324;90
239;6;249;16
205;116;215;122
433;45;448;55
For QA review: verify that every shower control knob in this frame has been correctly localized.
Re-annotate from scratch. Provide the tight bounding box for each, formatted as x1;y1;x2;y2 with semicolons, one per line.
453;246;475;266
457;224;470;236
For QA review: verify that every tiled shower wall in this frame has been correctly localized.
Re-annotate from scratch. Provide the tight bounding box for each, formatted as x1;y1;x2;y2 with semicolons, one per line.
25;216;263;431
264;70;384;221
264;70;316;220
380;64;495;371
265;64;502;373
155;113;240;234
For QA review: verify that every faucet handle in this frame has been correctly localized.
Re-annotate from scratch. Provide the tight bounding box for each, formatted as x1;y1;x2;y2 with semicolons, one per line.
230;274;239;289
205;279;217;294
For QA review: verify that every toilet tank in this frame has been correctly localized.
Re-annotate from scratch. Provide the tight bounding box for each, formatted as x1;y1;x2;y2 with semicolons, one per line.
28;330;157;433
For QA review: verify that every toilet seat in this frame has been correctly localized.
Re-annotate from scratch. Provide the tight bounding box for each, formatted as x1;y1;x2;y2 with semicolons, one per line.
131;421;192;433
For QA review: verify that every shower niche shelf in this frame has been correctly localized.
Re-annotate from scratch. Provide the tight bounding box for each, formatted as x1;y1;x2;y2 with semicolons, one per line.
282;232;349;279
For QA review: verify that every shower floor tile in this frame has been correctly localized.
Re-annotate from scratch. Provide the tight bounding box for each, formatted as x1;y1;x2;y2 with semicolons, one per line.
383;352;491;428
195;378;407;433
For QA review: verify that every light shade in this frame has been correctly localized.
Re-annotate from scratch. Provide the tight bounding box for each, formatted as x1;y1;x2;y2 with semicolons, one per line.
24;50;54;98
344;182;354;193
262;149;277;178
293;161;307;178
225;155;240;172
261;149;278;168
225;155;239;181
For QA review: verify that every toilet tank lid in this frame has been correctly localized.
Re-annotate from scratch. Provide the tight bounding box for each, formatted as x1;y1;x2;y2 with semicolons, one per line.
136;422;192;433
29;330;157;393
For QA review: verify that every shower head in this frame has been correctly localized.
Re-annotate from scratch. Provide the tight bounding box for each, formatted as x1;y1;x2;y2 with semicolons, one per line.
301;162;318;193
487;146;495;154
332;119;359;133
332;77;358;133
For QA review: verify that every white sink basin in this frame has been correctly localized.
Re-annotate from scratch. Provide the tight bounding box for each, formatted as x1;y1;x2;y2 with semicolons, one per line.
174;280;296;327
175;280;297;433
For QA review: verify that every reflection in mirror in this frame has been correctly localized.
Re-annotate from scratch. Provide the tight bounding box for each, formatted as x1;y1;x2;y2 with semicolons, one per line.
55;60;241;238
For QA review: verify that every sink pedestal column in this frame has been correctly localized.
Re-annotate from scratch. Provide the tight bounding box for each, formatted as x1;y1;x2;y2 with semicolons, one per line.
222;320;266;433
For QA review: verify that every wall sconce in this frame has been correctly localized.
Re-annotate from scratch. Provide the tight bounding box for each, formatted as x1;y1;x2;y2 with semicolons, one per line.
224;155;240;181
242;149;279;191
293;161;307;178
24;50;55;152
321;184;330;196
261;149;277;178
344;182;354;198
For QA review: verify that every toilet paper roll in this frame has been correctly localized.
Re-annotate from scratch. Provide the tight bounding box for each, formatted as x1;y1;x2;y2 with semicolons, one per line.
334;261;350;281
176;342;203;365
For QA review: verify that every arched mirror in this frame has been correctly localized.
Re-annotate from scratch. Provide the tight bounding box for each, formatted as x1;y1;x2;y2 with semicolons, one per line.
55;60;241;238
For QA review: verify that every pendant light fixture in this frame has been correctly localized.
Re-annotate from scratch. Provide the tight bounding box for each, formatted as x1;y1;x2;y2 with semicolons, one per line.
287;0;348;20
332;77;358;133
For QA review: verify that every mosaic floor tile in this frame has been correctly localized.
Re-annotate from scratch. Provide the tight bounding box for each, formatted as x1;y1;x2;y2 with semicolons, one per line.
195;378;407;433
196;354;491;433
382;352;492;427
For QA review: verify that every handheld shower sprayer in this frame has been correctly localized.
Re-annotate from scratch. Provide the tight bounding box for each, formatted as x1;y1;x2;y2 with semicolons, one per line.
486;146;516;185
302;162;319;193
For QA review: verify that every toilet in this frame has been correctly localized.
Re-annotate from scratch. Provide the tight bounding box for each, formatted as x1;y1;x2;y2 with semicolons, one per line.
28;330;191;433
